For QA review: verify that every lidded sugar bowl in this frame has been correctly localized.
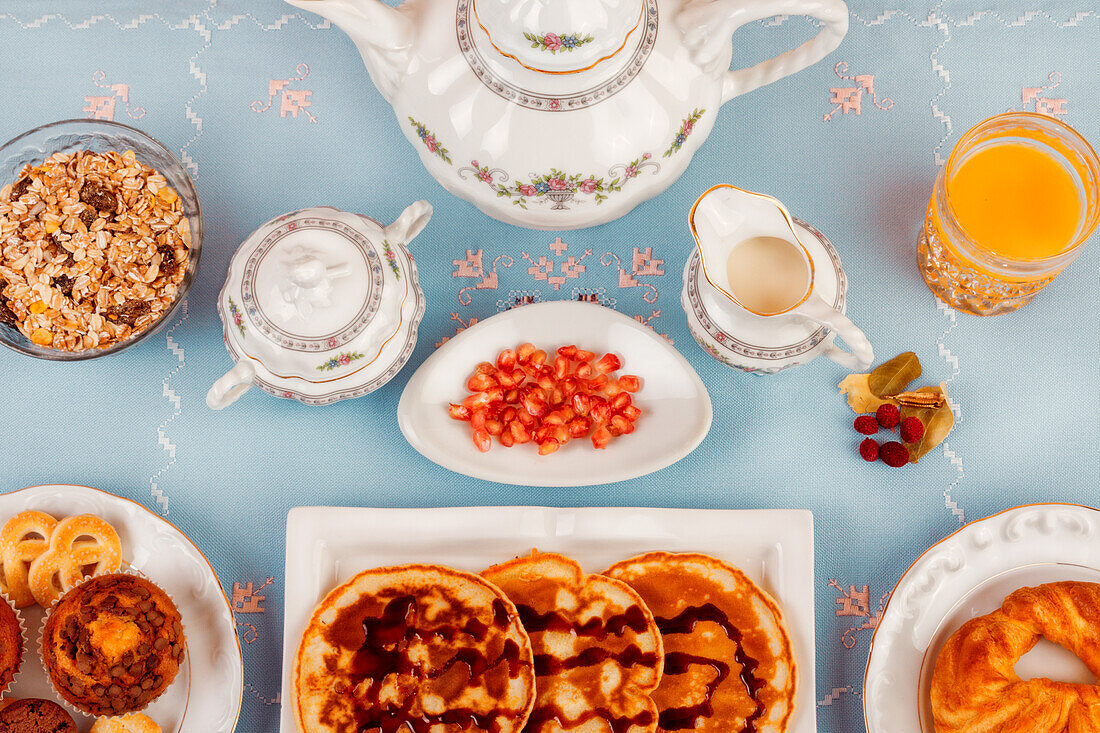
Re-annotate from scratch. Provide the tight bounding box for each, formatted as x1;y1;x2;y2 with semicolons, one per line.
206;202;430;408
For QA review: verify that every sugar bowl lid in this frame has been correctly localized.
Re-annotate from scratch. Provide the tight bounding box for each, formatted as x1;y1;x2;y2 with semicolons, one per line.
472;0;645;74
207;202;431;408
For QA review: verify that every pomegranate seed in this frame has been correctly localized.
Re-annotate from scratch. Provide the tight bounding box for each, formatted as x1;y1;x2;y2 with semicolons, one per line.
485;387;505;404
534;425;552;443
517;343;535;364
470;410;487;431
511;368;526;385
611;392;632;412
595;353;622;374
523;392;548;417
474;362;496;375
568;417;591;438
553;425;570;444
591;427;611;449
557;345;578;359
485;419;504;436
530;349;547;367
607;424;623;437
517;410;537;428
501;406;517;423
467;373;497;392
604;380;623;397
537;373;556;391
559;377;580;397
497;349;517;370
538;439;560;455
499;430;515;448
544;411;565;427
464;392;491;410
510;421;532;444
572;393;591;416
590;402;611;425
554;355;570;380
621;405;642;421
574;349;595;362
472;429;492;453
496;371;516;388
588;374;609;390
548;387;564;406
611;415;635;435
559;406;576;422
618;375;641;392
448;403;471;421
575;362;594;379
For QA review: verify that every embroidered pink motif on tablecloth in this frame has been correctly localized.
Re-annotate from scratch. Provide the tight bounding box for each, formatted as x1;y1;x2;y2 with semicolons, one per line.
83;70;145;121
251;63;316;122
824;62;894;122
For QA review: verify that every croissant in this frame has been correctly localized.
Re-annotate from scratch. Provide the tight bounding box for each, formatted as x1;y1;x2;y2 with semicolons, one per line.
931;581;1100;732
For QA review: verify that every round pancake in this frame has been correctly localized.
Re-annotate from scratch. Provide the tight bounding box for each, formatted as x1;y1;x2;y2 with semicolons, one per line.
483;551;663;733
604;552;797;733
294;564;536;733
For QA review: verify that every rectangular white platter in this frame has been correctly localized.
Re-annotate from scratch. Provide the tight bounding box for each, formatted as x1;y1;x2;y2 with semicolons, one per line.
280;506;816;733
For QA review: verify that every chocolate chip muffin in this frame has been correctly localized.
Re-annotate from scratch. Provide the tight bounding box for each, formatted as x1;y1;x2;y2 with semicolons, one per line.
0;698;77;732
0;596;22;696
41;574;185;716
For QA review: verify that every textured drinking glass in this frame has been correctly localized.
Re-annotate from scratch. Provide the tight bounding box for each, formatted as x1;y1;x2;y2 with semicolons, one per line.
918;112;1099;316
0;119;202;359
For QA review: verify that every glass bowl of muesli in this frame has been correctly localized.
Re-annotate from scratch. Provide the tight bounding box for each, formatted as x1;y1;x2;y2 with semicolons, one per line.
0;119;201;359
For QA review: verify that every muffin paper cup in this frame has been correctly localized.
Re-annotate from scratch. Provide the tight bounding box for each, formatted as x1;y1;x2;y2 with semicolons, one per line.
38;567;187;719
0;590;26;700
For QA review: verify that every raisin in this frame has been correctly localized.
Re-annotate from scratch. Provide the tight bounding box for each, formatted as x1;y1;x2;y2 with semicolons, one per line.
0;299;15;327
79;180;117;213
79;207;97;228
53;275;74;297
106;300;151;326
156;244;176;264
8;177;29;201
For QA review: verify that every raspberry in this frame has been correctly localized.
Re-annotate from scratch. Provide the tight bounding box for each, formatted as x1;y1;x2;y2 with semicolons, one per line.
880;441;910;467
859;438;880;462
876;403;901;429
900;416;924;443
854;415;879;435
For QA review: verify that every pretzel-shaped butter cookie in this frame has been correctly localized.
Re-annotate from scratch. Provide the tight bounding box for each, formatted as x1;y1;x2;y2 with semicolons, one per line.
0;510;59;607
29;514;121;607
90;713;162;733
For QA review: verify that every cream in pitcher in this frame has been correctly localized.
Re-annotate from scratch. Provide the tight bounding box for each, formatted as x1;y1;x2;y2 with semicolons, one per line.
689;184;874;373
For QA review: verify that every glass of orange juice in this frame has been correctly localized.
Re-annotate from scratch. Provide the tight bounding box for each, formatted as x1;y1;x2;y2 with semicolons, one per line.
918;112;1100;315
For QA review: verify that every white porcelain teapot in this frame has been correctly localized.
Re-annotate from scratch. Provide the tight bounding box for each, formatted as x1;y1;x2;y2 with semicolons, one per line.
286;0;849;230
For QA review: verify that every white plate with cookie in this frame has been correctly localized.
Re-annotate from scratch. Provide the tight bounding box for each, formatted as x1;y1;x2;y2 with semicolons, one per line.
0;484;242;733
864;502;1100;733
280;505;816;733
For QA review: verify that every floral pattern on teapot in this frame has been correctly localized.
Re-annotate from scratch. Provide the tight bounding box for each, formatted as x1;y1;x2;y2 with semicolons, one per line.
524;31;594;53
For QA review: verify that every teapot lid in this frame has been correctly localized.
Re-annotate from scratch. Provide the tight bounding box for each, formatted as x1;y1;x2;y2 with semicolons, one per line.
217;207;419;383
472;0;646;75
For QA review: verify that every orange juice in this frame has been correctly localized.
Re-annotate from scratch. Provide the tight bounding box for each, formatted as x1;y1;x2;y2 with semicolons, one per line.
948;143;1080;260
918;112;1100;316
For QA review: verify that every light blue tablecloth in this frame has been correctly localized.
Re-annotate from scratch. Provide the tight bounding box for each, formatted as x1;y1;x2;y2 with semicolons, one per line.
0;2;1097;730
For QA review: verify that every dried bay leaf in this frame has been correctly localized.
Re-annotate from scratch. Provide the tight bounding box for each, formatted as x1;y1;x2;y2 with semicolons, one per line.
901;383;954;463
838;373;894;413
868;352;922;397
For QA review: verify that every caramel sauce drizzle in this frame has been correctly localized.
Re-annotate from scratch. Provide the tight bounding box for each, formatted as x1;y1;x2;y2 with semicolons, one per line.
655;604;766;733
345;595;527;733
516;603;658;733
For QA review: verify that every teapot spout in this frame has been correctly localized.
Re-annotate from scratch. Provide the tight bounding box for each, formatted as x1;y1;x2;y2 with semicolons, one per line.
285;0;414;101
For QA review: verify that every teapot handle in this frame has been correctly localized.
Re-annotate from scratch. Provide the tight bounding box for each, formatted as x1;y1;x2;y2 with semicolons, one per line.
206;361;256;411
678;0;849;103
790;294;874;372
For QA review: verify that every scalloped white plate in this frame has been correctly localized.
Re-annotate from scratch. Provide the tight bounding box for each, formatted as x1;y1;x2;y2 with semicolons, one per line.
864;503;1100;733
397;301;712;486
0;485;242;733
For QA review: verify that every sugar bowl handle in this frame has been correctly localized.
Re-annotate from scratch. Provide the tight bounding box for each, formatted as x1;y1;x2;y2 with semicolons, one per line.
384;201;433;246
206;361;256;410
792;295;874;371
678;0;849;102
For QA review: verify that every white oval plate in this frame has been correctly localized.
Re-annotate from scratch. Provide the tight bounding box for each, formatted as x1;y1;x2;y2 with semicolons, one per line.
0;484;243;732
864;503;1100;733
398;301;712;486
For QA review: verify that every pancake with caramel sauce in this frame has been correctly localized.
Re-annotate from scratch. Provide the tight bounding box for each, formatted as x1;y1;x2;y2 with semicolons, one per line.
294;564;536;733
604;553;796;733
483;551;663;733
